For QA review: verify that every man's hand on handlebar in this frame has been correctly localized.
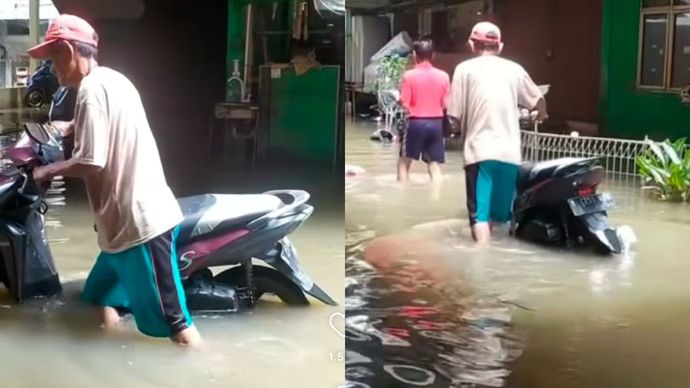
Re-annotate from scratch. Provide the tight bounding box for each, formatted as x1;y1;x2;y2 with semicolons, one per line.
533;98;549;124
32;165;52;186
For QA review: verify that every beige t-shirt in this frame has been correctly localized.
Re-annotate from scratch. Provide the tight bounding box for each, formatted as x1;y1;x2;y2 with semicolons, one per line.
447;55;543;166
72;66;183;253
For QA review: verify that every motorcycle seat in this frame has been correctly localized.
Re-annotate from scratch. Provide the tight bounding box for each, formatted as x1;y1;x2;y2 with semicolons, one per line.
518;158;590;192
177;194;282;244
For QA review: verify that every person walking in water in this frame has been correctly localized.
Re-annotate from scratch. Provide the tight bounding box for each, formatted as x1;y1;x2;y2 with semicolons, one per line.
398;38;450;183
28;14;201;346
448;22;548;244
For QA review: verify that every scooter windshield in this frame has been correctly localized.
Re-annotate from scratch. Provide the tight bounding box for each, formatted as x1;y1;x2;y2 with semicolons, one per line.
24;123;51;145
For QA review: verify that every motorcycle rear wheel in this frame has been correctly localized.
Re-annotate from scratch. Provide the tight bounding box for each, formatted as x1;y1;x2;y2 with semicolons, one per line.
215;265;310;306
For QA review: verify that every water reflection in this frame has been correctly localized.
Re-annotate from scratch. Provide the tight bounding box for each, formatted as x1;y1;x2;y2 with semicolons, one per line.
345;228;524;387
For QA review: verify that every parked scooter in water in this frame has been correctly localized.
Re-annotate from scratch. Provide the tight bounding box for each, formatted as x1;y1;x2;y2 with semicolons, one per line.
511;126;624;254
24;61;60;108
0;123;337;311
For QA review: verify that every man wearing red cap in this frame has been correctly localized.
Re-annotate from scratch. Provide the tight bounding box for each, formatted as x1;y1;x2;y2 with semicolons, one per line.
27;14;201;346
448;22;548;244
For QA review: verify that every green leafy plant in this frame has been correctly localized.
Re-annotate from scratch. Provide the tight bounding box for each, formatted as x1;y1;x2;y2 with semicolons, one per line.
636;137;690;202
377;54;409;91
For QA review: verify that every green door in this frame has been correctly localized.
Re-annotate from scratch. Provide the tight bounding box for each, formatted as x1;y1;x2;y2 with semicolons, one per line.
260;65;340;168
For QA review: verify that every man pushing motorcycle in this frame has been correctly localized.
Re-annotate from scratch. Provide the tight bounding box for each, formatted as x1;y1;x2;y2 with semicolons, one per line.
448;22;548;244
27;14;201;346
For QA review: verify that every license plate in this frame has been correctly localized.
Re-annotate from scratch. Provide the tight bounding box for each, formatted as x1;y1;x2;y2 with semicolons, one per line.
567;193;615;217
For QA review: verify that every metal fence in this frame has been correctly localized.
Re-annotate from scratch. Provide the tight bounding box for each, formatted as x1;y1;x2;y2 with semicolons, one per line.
447;130;652;187
447;129;672;209
520;130;651;188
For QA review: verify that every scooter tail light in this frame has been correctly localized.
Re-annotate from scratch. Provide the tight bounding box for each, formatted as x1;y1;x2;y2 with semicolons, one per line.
577;186;594;196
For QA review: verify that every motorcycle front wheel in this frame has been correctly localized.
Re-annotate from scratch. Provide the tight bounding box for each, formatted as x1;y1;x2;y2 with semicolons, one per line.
24;90;44;108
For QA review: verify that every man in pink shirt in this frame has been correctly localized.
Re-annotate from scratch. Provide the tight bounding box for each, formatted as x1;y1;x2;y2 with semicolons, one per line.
398;38;450;183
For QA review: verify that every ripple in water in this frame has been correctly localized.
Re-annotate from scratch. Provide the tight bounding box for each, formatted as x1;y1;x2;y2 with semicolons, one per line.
345;228;525;388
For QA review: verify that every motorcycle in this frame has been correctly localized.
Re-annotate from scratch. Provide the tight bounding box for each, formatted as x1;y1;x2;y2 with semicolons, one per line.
47;86;77;122
0;122;337;312
512;84;624;254
511;151;624;255
24;61;60;108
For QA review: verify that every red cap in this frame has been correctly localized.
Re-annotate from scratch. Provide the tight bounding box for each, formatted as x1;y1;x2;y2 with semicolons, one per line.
28;14;98;59
469;22;502;44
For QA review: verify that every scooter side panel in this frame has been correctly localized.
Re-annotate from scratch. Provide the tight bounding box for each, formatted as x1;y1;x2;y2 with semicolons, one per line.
177;228;250;275
179;206;312;277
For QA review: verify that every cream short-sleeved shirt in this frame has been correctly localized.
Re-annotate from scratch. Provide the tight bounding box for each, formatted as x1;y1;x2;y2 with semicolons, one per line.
447;55;543;166
72;66;183;253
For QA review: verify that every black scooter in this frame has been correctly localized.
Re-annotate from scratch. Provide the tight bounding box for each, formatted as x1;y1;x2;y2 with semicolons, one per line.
0;122;337;312
511;156;623;254
24;61;60;108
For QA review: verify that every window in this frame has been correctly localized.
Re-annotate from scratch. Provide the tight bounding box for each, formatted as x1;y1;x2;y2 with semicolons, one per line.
638;0;690;90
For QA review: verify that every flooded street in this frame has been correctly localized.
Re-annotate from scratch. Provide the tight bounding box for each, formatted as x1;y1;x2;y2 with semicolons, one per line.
345;122;690;388
0;116;344;388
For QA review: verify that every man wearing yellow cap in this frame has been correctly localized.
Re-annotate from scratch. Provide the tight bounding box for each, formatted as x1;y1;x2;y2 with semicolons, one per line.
448;22;548;244
27;14;201;346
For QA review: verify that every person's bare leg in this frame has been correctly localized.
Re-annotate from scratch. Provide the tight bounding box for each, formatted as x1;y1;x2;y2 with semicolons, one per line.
172;325;203;347
397;157;412;182
428;162;442;183
98;306;122;330
472;223;491;245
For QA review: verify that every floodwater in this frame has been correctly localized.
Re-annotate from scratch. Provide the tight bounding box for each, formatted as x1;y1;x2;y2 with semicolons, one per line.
0;112;345;388
345;121;690;388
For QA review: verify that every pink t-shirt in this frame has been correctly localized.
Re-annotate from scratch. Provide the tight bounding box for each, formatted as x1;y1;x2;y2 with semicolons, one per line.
400;62;450;118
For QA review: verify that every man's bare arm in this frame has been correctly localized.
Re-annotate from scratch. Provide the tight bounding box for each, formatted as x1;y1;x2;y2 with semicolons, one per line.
34;159;102;182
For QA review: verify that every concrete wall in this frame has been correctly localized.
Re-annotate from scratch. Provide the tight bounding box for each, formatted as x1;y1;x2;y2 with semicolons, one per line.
390;0;603;132
56;0;229;171
496;0;603;131
0;87;23;109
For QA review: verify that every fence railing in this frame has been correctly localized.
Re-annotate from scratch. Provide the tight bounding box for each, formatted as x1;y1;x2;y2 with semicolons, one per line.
447;130;673;209
520;130;652;188
447;131;654;187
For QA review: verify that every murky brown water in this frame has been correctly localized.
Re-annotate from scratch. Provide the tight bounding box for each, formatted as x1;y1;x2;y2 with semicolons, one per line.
345;121;690;388
0;115;345;388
